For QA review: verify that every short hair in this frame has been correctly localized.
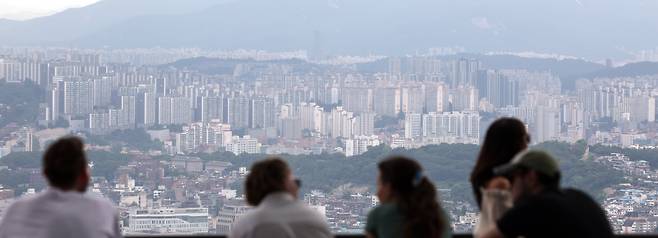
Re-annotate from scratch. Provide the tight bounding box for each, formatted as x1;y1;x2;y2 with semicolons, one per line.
43;137;88;190
245;158;289;206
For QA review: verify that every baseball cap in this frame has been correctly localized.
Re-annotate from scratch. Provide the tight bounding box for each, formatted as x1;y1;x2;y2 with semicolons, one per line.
494;150;560;178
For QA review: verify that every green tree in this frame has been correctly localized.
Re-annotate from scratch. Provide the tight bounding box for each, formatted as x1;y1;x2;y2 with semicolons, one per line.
84;128;163;151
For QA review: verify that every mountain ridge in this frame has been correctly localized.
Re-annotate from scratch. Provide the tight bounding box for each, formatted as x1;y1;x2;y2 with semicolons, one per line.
0;0;228;45
0;0;657;59
582;62;658;79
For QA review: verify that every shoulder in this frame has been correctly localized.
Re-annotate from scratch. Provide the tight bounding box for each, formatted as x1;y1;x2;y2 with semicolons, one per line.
367;204;383;218
366;203;403;235
287;202;330;232
237;208;261;222
4;191;49;213
561;189;606;211
67;193;116;214
271;201;329;226
291;201;325;218
1;197;28;218
85;194;116;209
368;203;400;221
62;194;118;223
377;203;399;214
5;196;30;209
523;189;593;206
562;188;595;200
230;207;264;238
232;207;262;232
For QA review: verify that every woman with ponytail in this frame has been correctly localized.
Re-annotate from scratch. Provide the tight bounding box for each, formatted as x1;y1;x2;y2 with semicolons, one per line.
365;156;451;238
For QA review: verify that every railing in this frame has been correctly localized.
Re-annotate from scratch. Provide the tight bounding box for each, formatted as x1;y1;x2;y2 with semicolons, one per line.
127;236;473;238
128;234;658;238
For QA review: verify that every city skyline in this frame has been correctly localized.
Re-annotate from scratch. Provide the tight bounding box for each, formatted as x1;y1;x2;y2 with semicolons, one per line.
1;46;658;234
1;0;658;235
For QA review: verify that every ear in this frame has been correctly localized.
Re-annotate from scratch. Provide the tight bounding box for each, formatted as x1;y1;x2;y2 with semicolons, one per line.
43;170;52;186
85;167;92;182
75;167;91;192
284;172;298;196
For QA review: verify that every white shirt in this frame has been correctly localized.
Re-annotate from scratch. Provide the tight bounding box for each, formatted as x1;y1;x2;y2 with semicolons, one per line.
0;188;121;238
230;192;332;238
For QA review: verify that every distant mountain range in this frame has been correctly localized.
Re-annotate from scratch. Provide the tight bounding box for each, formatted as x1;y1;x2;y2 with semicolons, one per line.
583;62;658;79
163;57;322;76
166;54;658;91
354;54;607;89
444;54;606;79
0;0;223;45
1;0;657;59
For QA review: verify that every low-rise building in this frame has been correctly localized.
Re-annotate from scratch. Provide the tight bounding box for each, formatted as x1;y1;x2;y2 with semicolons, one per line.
127;208;209;235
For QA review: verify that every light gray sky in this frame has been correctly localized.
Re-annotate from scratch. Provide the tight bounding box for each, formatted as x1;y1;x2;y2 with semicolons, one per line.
0;0;99;20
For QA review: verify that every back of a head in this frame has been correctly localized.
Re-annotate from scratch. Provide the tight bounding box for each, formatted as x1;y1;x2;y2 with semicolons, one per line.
246;158;289;206
378;156;445;238
471;118;528;183
379;157;424;196
43;137;88;190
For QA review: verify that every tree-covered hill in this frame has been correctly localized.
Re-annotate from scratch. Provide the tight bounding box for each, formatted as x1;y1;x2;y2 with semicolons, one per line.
0;150;131;186
0;141;628;205
0;81;44;127
196;141;625;204
589;145;658;167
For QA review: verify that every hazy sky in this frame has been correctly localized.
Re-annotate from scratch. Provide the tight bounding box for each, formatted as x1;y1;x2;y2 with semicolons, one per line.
0;0;99;20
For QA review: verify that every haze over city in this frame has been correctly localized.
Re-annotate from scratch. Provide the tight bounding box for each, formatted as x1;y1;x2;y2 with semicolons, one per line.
0;0;658;236
0;0;658;60
0;0;99;20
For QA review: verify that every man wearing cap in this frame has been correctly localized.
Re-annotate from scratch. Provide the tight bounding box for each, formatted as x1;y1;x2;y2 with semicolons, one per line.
480;150;613;238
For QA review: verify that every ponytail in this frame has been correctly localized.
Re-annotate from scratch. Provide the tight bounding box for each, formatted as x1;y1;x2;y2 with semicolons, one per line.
400;177;445;238
379;157;446;238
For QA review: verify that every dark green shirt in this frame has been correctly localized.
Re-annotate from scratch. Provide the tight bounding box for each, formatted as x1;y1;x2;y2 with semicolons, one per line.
365;203;451;238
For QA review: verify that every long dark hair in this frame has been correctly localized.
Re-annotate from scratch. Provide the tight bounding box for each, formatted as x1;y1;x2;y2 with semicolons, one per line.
470;117;529;207
378;156;445;238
